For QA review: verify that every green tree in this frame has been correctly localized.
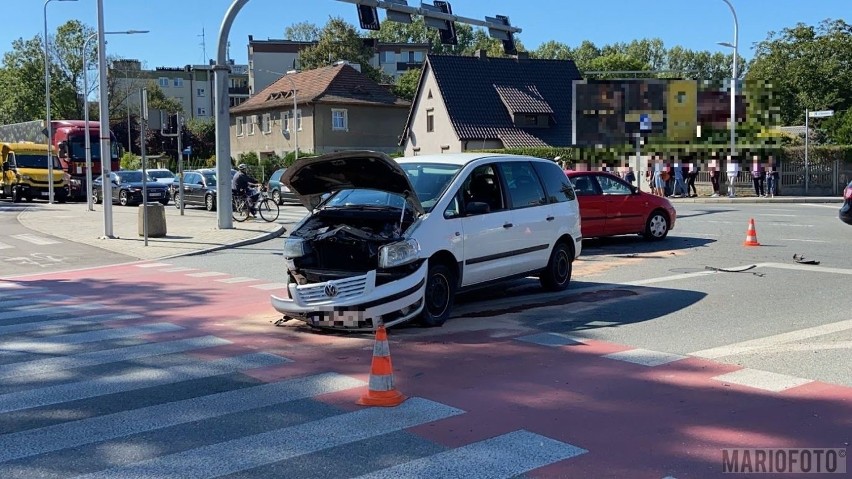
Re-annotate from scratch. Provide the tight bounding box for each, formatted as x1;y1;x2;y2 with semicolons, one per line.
185;117;216;159
585;53;650;77
284;21;320;42
299;17;386;82
392;67;421;101
532;40;573;60
746;19;852;127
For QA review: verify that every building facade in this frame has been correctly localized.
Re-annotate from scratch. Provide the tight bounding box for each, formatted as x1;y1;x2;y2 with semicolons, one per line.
230;63;410;160
247;36;429;96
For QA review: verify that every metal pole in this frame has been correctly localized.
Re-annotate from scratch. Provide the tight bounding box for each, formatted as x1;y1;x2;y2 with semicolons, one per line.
127;71;132;155
43;0;55;204
720;0;738;196
141;89;148;246
805;109;809;194
83;33;96;212
214;0;250;229
96;0;114;238
177;113;185;216
635;134;642;192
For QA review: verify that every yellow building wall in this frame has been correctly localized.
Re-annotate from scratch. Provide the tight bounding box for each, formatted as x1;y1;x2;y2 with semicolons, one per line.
666;80;697;141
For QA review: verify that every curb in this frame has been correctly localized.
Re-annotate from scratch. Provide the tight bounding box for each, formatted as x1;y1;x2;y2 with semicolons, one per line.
163;223;288;260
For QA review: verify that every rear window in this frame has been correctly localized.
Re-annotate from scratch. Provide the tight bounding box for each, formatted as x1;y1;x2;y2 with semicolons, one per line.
532;161;576;203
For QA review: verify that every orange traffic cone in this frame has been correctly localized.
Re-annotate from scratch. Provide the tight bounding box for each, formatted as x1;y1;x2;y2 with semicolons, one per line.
356;324;407;407
744;218;760;246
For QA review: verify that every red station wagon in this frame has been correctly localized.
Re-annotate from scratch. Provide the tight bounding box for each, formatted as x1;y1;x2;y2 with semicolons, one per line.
566;171;677;240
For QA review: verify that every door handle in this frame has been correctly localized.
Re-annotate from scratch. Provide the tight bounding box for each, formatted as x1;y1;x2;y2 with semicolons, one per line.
546;216;555;221
503;223;514;228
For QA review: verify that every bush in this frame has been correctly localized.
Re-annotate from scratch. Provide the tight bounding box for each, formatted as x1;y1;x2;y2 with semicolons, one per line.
120;152;141;170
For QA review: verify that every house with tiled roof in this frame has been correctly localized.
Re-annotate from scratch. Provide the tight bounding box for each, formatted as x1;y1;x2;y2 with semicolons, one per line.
229;63;410;159
400;52;582;155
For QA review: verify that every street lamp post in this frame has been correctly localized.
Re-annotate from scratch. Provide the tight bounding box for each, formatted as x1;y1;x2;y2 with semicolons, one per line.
44;0;78;205
82;30;148;212
718;0;738;196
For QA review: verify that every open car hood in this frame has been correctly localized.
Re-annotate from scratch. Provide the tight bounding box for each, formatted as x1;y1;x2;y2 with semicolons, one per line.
281;151;424;214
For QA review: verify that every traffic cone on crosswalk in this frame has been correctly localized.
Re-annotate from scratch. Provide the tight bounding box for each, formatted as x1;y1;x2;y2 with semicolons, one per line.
356;323;407;407
744;218;761;247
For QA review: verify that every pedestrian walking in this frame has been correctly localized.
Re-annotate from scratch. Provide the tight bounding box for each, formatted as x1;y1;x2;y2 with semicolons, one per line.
766;159;779;198
726;158;739;198
672;162;687;197
652;160;664;197
751;158;766;197
686;163;698;197
624;167;636;186
709;164;720;197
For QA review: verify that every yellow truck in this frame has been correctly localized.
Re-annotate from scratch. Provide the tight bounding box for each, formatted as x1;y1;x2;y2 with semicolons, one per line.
0;142;68;202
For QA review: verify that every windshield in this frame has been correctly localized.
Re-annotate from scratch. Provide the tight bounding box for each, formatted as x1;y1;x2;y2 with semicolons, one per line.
68;140;120;161
399;162;462;212
117;171;153;183
324;189;408;210
10;153;63;169
149;171;175;180
202;173;217;186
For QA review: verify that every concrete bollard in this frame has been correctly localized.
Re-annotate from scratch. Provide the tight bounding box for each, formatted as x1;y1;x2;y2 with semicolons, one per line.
138;203;167;238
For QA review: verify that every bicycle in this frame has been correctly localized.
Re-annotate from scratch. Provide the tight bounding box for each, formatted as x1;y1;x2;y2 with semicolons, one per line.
232;186;279;222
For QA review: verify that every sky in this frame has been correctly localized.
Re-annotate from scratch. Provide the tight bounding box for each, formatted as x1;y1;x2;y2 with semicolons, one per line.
2;0;847;69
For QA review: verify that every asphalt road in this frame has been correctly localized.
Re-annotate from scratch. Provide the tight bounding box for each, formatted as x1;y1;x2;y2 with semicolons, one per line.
0;200;132;276
166;201;852;387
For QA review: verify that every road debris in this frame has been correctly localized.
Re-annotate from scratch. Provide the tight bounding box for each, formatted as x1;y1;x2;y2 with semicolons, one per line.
704;265;766;277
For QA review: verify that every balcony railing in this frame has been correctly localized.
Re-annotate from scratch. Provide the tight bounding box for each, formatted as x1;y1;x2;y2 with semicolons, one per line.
229;86;249;95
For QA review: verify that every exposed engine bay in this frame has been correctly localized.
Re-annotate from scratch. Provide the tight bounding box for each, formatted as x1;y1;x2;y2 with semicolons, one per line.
289;208;416;284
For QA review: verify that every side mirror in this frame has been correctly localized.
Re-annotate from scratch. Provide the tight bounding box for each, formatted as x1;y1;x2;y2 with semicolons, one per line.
58;141;68;157
465;202;490;216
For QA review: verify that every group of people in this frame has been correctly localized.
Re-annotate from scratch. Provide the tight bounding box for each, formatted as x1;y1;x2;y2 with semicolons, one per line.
647;163;699;198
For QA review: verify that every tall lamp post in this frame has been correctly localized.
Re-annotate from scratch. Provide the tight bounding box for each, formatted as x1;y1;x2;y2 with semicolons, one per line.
43;0;78;204
718;0;738;195
82;30;149;212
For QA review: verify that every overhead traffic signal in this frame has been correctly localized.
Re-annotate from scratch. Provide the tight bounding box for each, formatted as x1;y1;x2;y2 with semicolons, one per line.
432;1;457;46
357;3;381;30
486;15;517;55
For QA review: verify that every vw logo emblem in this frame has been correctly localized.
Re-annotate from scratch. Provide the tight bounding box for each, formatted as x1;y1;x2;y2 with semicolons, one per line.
324;282;338;297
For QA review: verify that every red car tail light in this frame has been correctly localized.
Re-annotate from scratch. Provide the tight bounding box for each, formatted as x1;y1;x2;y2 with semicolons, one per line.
844;187;852;200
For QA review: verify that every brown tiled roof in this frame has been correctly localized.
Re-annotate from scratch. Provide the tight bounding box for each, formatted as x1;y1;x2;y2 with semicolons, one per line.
401;54;581;148
230;64;408;114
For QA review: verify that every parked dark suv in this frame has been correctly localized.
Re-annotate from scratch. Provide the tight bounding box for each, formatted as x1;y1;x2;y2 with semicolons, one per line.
172;169;219;211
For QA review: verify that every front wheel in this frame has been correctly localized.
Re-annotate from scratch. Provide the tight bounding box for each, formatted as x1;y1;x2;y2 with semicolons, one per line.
94;189;102;204
232;198;249;222
540;242;573;291
643;210;669;240
258;199;279;222
119;190;129;206
173;193;181;209
205;193;216;212
271;189;281;205
418;262;456;328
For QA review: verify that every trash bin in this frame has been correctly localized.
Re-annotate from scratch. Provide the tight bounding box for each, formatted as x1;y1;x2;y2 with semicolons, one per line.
138;202;167;238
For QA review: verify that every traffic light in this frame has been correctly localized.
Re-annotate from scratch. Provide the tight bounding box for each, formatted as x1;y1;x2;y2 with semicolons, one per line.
434;1;457;45
357;3;381;31
160;113;178;136
486;15;517;55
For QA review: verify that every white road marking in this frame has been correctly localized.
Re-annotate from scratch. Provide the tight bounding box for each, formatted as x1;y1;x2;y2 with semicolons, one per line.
160;267;197;273
757;262;852;276
9;234;61;245
780;238;828;243
186;271;228;278
0;322;184;354
711;368;813;392
0;313;141;336
603;348;687;367
689;318;852;359
353;430;587;479
0;242;13;250
135;262;172;268
215;276;259;284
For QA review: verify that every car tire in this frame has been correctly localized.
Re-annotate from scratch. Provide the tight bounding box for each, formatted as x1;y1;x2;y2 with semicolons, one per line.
272;189;281;205
173;193;181;209
418;262;456;328
160;198;169;206
643;210;669;240
94;189;102;204
540;241;573;291
205;193;216;212
119;190;129;206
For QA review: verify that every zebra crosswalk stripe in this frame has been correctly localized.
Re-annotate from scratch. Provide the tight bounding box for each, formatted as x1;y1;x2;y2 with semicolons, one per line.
0;352;289;414
71;398;464;479
215;277;258;284
0;303;103;321
9;234;61;246
134;263;172;268
0;313;141;336
353;430;588;479
0;241;13;250
0;295;73;310
0;372;364;463
0;322;184;354
0;335;230;379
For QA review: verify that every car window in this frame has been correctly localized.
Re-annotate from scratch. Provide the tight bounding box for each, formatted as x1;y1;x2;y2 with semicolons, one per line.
597;175;632;195
498;161;546;209
270;169;284;182
149;170;174;180
532;161;576;203
400;163;462;212
461;164;505;214
202;173;216;186
183;173;197;184
569;175;602;196
444;194;461;219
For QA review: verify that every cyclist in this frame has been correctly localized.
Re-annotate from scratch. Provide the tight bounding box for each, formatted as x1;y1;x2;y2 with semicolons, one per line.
232;163;260;217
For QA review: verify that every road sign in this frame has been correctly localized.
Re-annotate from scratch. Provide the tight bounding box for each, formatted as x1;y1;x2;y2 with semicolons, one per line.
808;110;834;118
640;113;652;131
183;147;191;156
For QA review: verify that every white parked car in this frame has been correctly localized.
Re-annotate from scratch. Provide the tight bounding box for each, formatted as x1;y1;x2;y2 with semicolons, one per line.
271;151;583;331
147;168;176;186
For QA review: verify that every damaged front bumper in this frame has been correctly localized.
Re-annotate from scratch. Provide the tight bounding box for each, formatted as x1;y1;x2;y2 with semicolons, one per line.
270;261;428;331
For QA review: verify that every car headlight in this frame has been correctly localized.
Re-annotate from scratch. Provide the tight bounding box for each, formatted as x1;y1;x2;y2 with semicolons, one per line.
131;187;142;192
379;239;420;269
69;179;80;186
282;237;306;258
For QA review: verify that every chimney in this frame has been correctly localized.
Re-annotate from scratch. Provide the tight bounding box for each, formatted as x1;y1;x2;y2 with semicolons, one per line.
475;49;488;60
514;51;530;60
